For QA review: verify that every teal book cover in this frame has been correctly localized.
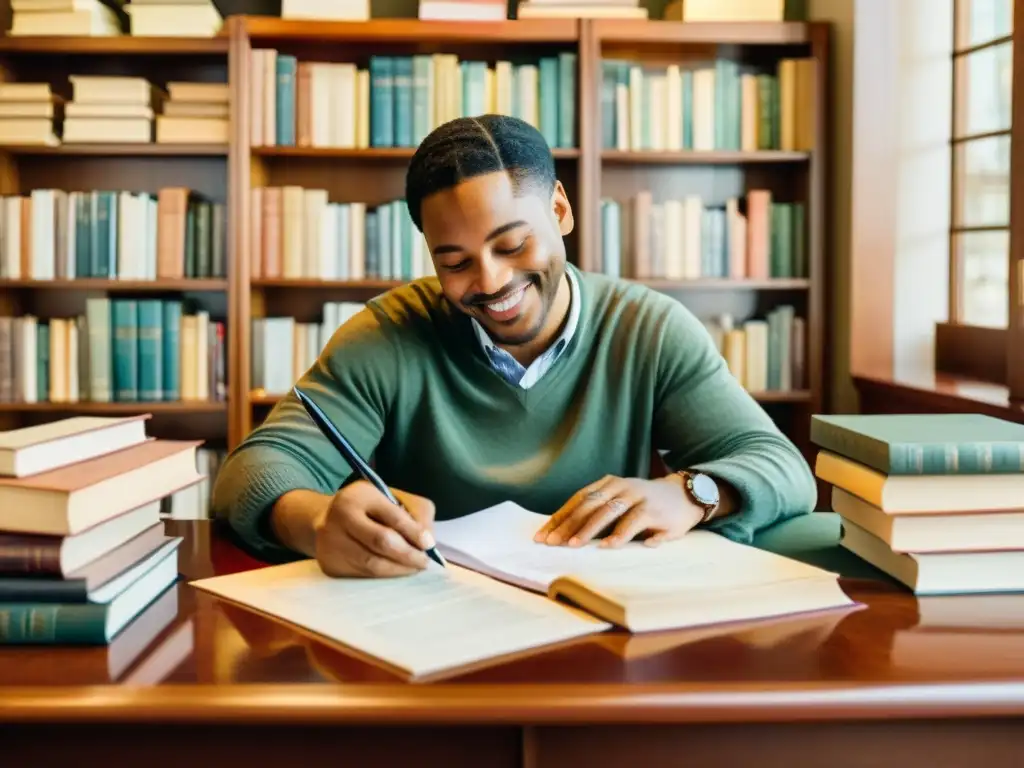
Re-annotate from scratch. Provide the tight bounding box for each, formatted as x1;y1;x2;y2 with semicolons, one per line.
811;413;1024;475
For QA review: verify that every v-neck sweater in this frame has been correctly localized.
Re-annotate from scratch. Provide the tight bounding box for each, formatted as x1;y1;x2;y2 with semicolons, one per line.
212;264;818;563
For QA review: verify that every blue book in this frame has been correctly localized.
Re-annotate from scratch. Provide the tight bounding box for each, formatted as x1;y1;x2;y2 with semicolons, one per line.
136;300;163;402
393;56;414;147
162;301;181;401
111;300;138;402
369;56;395;147
276;55;297;146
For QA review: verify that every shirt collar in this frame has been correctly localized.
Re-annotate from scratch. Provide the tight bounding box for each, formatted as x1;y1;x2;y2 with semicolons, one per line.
471;267;580;359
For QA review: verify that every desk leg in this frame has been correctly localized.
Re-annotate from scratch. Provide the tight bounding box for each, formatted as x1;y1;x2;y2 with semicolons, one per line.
529;720;1024;768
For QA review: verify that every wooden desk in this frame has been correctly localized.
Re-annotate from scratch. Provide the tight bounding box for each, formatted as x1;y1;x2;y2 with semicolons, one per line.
2;517;1024;768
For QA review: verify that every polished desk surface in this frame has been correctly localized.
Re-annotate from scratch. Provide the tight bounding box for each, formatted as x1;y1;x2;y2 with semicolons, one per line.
2;514;1024;726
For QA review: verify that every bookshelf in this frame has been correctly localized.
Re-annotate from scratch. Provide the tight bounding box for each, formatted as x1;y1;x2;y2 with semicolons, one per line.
0;31;231;449
0;15;831;472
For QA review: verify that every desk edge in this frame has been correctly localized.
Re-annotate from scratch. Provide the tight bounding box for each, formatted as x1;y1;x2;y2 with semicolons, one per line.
3;681;1024;724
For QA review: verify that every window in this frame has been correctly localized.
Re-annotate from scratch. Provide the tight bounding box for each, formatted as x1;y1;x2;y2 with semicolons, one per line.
951;0;1013;329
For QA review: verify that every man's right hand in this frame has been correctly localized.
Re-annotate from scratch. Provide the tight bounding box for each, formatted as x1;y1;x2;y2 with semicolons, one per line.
313;480;437;578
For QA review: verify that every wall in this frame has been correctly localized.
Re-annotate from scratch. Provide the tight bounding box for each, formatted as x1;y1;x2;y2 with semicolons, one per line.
806;0;856;412
810;0;952;413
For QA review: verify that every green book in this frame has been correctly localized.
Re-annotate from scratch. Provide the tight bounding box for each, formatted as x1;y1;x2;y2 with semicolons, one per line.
811;413;1024;475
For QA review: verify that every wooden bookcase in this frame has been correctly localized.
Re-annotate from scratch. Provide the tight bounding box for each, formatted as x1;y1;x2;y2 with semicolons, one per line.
0;33;231;450
0;15;831;472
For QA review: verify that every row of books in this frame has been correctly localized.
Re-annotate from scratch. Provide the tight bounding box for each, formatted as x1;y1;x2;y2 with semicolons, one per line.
0;415;200;647
597;191;805;281
0;188;226;282
250;49;577;150
0;79;229;147
7;0;222;38
705;307;805;394
812;413;1024;595
0;300;225;405
600;57;815;152
252;302;363;396
250;187;432;282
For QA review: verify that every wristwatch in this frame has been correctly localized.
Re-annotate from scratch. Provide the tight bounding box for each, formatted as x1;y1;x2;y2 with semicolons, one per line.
678;470;720;523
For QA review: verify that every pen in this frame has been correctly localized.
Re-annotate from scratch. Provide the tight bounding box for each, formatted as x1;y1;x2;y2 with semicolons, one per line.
292;385;446;568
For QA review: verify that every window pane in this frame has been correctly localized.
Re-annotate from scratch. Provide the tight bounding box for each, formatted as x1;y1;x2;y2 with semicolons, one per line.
957;230;1009;328
957;0;1013;48
956;42;1013;135
955;135;1010;226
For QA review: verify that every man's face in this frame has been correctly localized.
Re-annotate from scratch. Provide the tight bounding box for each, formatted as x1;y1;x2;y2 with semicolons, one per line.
419;171;574;347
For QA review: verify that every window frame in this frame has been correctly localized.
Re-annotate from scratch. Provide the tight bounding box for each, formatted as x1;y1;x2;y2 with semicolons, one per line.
941;0;1021;398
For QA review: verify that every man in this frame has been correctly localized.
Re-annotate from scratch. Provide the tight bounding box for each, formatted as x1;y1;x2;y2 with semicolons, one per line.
212;115;817;577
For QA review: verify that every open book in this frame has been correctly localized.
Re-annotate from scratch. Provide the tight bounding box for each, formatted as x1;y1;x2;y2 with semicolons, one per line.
191;502;854;681
433;502;857;633
191;559;609;682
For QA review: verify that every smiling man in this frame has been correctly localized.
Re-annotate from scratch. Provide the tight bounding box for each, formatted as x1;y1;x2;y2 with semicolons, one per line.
211;115;817;577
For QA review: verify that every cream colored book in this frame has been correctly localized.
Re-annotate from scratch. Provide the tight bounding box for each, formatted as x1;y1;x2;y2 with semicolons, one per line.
434;502;856;633
190;559;610;682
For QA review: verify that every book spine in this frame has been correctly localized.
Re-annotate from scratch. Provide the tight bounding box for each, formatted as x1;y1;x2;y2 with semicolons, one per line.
162;300;182;401
111;299;138;402
558;52;576;149
0;538;62;575
137;299;163;402
0;603;108;644
393;56;413;148
0;578;87;602
539;57;558;149
370;56;394;148
275;54;297;147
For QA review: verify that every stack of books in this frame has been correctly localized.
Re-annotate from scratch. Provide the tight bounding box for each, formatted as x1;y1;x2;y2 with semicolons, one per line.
0;82;60;146
0;415;202;645
125;0;222;37
811;413;1024;595
8;0;123;36
156;82;229;144
63;75;161;144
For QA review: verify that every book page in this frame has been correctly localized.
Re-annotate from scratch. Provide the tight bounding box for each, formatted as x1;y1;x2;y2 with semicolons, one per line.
435;501;837;597
190;559;609;680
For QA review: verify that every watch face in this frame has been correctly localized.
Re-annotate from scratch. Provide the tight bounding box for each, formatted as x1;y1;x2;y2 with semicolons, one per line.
690;473;719;505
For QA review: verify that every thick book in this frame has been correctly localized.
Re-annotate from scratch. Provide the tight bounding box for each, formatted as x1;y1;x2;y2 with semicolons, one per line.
814;450;1024;513
0;439;203;535
433;502;855;633
0;500;161;576
831;486;1024;554
191;502;855;681
0;538;181;645
0;414;150;478
840;519;1024;595
811;413;1024;475
0;525;171;602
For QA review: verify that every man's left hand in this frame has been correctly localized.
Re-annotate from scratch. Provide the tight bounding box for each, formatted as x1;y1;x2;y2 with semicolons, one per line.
534;475;704;548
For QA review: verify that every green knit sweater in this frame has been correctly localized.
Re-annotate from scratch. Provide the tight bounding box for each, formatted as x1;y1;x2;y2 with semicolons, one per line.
212;265;817;562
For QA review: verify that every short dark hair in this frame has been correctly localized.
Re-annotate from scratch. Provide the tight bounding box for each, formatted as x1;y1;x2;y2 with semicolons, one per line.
405;114;557;232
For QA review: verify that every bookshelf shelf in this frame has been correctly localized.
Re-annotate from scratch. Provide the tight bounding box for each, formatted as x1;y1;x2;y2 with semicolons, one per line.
592;19;814;45
0;279;228;292
239;16;580;44
0;401;227;414
637;278;810;290
601;150;810;165
0;143;228;157
252;146;581;160
0;35;230;55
